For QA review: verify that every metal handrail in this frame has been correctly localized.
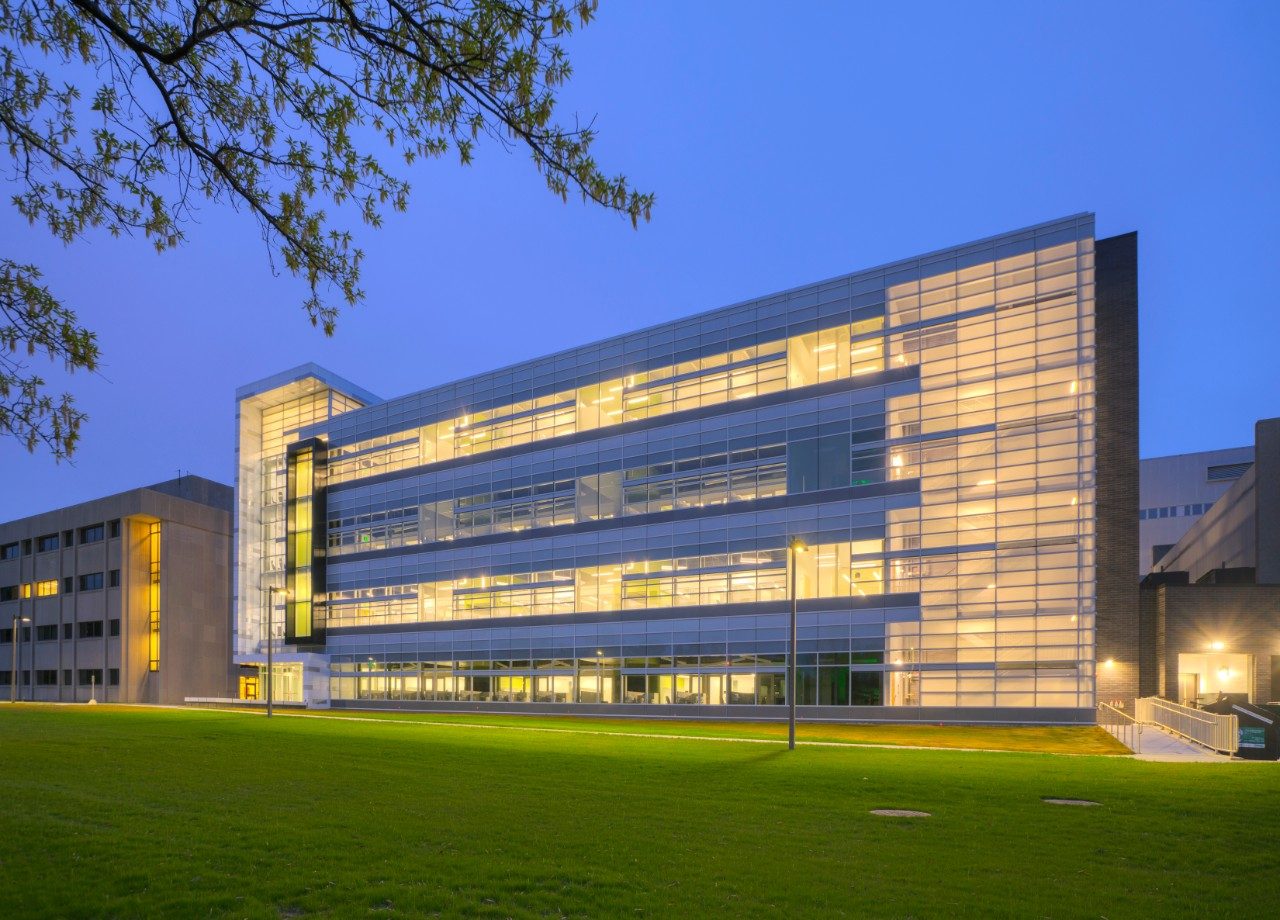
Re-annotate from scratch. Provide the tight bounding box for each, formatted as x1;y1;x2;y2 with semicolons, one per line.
1097;701;1142;753
1135;696;1238;754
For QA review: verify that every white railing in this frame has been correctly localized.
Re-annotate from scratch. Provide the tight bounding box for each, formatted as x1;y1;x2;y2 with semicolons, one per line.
1135;697;1238;754
184;696;306;708
1097;701;1142;753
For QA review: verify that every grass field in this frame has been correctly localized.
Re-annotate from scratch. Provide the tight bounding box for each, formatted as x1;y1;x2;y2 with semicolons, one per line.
1;705;1276;918
242;707;1131;755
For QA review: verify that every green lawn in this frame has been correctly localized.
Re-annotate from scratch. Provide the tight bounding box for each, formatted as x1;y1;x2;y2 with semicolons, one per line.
1;706;1276;918
242;706;1131;755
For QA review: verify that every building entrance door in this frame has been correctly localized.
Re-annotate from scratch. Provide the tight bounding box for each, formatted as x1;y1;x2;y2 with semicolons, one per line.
239;675;260;700
1177;672;1199;706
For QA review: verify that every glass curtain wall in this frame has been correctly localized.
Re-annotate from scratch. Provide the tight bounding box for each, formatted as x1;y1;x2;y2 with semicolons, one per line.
235;385;364;657
255;216;1098;715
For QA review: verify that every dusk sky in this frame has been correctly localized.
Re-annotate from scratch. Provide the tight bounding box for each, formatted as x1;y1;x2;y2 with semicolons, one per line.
2;1;1277;520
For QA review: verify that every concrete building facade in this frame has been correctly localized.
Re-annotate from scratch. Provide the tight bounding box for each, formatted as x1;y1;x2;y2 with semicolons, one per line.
234;214;1138;723
0;477;235;704
1138;446;1254;576
1140;418;1280;706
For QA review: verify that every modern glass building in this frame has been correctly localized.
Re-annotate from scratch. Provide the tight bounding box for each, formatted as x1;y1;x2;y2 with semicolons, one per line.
234;213;1138;722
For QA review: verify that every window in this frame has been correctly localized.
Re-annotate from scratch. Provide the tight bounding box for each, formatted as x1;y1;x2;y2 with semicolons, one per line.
108;519;120;539
62;529;74;547
0;585;17;602
109;618;120;637
36;624;57;641
36;669;58;686
78;572;104;592
0;627;11;643
62;576;73;594
1207;462;1251;482
788;434;859;493
108;668;119;686
79;524;105;544
34;579;58;597
20;539;31;555
63;623;72;640
0;670;9;685
63;669;72;686
108;569;120;588
36;534;59;553
77;668;103;686
0;542;17;560
78;620;104;639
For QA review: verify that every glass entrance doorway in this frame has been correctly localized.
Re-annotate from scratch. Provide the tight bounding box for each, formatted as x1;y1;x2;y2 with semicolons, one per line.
1177;652;1252;705
259;663;304;702
239;675;260;700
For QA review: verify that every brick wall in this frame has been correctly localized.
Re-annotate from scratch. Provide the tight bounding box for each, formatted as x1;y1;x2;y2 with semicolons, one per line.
1138;588;1160;697
1094;232;1140;703
1255;418;1280;585
1157;584;1280;704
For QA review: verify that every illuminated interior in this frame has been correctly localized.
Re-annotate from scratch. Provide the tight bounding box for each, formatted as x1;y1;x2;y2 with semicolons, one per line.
286;446;317;641
1176;652;1251;703
236;381;365;659
243;221;1100;711
325;539;893;628
324;323;899;487
882;240;1095;708
147;522;160;672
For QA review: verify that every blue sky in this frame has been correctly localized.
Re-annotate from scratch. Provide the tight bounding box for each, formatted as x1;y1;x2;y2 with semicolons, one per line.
2;1;1278;518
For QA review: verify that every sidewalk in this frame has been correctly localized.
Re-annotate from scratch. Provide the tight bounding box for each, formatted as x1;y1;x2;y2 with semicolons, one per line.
1103;722;1234;762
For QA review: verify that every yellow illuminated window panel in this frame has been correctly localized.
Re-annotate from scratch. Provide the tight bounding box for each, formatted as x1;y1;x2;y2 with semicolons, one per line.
147;522;160;672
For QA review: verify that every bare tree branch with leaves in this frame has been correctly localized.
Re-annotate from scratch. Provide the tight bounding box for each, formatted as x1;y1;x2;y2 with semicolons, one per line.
0;0;652;458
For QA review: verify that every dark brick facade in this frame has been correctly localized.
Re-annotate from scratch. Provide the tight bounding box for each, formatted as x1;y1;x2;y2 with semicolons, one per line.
1138;587;1160;697
1094;232;1140;703
1255;418;1280;585
1150;584;1280;704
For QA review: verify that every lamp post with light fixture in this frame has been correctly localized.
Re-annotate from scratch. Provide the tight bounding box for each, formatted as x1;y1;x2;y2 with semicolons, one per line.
266;585;287;718
596;648;604;705
10;614;30;703
788;537;807;750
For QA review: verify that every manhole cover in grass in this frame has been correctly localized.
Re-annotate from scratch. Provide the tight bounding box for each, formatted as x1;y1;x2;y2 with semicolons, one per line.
870;809;931;818
1042;798;1100;807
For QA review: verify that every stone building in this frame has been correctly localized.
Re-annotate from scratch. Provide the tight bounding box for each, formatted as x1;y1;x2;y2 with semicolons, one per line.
1;476;234;704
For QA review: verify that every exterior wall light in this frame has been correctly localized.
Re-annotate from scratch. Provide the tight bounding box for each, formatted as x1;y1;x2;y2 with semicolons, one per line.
1210;641;1225;651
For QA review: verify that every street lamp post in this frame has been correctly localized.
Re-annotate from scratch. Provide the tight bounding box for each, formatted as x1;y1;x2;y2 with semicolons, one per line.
596;648;604;705
788;537;807;751
266;585;287;718
10;615;31;703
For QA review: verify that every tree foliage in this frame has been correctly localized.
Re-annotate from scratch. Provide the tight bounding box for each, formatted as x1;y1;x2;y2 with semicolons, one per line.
0;0;651;458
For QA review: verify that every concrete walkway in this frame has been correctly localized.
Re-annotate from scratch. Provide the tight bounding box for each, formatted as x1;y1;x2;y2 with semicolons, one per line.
1103;722;1234;762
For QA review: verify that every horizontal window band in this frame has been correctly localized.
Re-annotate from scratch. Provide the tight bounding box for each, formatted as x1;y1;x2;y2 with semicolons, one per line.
325;592;923;637
325;365;919;495
325;477;919;566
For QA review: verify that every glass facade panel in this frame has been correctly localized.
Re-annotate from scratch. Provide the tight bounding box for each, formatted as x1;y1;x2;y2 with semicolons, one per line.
236;215;1100;716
